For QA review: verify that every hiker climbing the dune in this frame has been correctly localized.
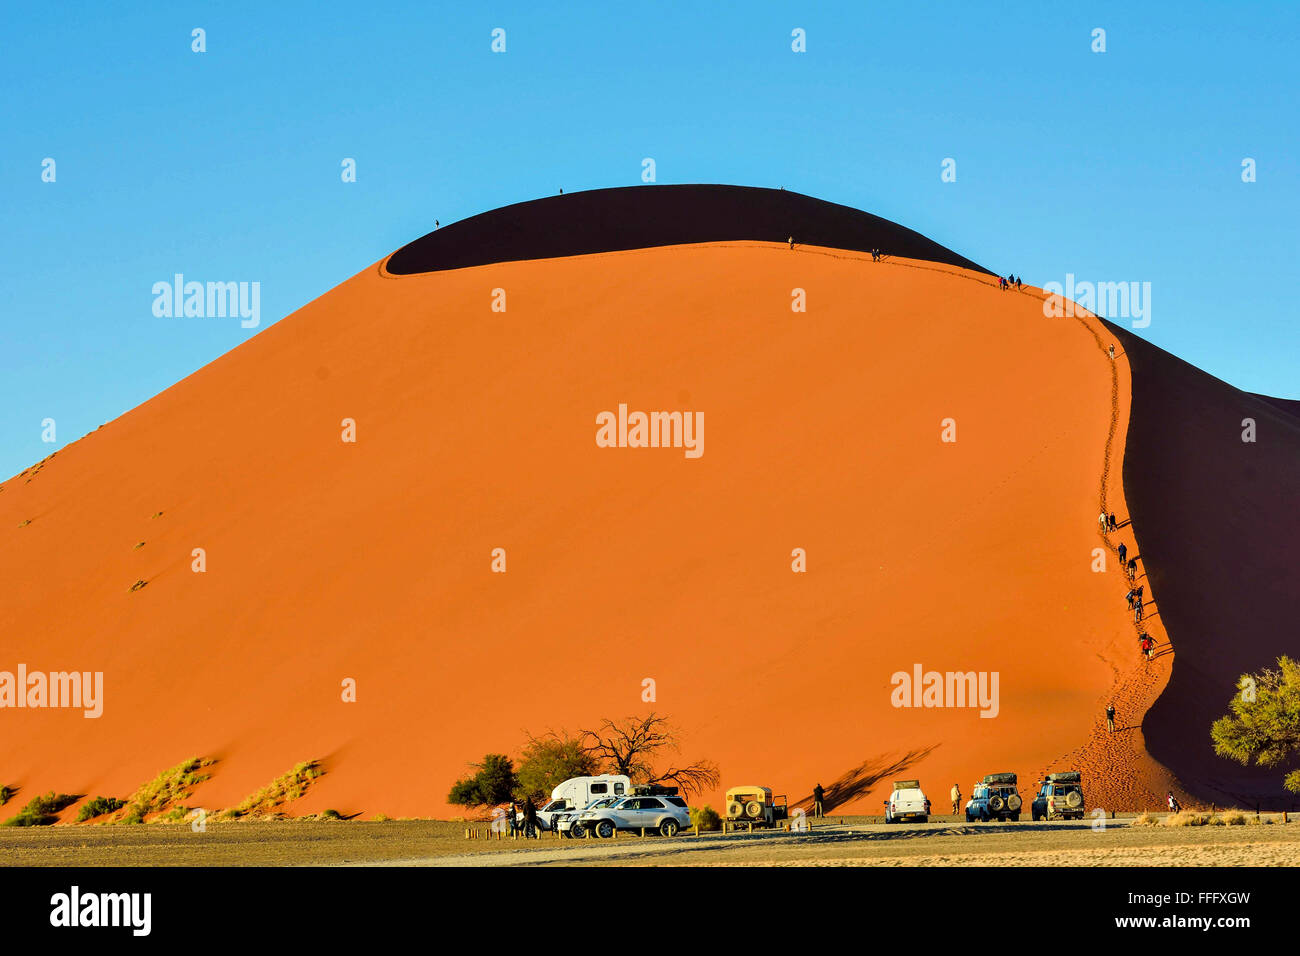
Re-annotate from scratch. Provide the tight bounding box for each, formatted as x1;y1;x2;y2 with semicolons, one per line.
1134;597;1145;623
1109;344;1116;360
1099;511;1109;534
1126;587;1138;611
1106;702;1116;733
1117;541;1127;566
1016;276;1023;290
788;235;795;250
1141;635;1155;661
1109;513;1118;532
1127;557;1138;581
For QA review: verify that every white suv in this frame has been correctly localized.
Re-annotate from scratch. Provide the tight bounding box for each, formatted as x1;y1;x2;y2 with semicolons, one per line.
578;794;691;838
556;797;620;838
884;780;931;823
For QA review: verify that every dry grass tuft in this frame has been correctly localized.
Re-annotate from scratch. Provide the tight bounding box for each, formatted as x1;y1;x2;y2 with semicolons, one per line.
224;761;325;820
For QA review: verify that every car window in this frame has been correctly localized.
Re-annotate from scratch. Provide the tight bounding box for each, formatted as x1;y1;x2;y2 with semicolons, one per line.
667;797;686;808
640;798;663;809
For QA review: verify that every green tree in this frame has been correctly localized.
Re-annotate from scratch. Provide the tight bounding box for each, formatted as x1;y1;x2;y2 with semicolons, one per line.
516;732;599;803
447;753;519;807
1211;656;1300;793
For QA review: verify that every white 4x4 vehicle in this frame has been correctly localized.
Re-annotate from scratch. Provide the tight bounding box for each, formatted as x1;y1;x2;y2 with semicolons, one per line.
555;797;620;838
884;780;930;823
577;794;691;838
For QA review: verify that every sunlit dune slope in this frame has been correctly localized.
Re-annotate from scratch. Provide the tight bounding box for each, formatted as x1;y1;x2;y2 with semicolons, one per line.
2;207;1163;819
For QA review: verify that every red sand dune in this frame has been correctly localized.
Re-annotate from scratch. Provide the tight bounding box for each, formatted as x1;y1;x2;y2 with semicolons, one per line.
1;188;1265;821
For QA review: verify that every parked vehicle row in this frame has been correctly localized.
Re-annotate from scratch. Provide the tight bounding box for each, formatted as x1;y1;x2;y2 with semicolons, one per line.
504;769;1087;840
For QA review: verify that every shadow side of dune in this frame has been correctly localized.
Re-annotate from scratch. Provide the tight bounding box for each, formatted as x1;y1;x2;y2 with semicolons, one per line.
385;184;993;276
1107;320;1300;809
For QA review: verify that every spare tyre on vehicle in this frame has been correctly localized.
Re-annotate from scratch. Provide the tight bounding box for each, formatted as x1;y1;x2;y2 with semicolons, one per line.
1007;793;1022;811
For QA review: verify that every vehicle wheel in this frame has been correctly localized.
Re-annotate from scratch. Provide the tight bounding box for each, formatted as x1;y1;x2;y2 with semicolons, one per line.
726;801;744;818
571;823;587;838
1009;813;1019;822
595;820;615;839
918;816;928;824
965;811;974;823
980;810;989;822
659;818;680;838
1032;810;1040;822
1065;791;1083;810
989;795;1004;812
745;801;763;819
1007;794;1022;812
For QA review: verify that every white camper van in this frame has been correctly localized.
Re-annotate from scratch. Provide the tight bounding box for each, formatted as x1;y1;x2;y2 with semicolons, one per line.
536;774;631;828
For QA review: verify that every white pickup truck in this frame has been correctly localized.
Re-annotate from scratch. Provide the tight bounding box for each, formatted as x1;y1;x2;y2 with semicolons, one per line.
884;780;931;823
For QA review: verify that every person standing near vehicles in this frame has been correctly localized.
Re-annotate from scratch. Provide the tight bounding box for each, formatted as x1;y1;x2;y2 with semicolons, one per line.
812;783;825;819
950;783;962;816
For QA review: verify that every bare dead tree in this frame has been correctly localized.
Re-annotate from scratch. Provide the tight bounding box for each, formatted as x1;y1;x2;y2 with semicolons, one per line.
579;713;719;797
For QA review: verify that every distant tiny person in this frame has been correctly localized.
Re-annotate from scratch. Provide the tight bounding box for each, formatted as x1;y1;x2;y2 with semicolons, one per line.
1142;635;1155;661
1099;512;1109;534
1106;702;1116;733
812;782;825;819
1117;542;1128;565
1109;513;1118;532
788;235;795;250
1127;557;1138;580
1167;791;1181;813
950;783;961;816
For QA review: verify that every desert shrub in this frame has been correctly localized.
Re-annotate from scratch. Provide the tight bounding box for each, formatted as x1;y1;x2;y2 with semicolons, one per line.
117;757;214;824
76;796;125;822
0;785;14;805
319;809;341;821
226;760;324;818
3;792;78;827
447;754;518;808
1213;810;1248;826
689;805;722;831
1133;812;1157;826
1163;810;1209;827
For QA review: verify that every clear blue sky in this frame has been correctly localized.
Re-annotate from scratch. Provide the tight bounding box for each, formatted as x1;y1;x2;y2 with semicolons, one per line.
3;1;1297;479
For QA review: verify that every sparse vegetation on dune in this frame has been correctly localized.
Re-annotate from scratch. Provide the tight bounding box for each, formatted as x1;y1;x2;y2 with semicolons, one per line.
224;761;325;819
0;785;14;806
3;792;79;827
113;757;215;824
76;796;125;822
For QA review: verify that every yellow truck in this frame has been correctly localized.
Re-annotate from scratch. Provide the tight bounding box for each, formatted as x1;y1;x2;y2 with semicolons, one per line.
725;786;789;828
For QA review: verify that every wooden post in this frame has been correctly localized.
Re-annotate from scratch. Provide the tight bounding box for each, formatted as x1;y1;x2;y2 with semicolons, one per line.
640;827;646;839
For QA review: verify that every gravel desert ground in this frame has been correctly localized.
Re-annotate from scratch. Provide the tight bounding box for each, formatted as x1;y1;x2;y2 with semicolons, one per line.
2;817;1296;867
